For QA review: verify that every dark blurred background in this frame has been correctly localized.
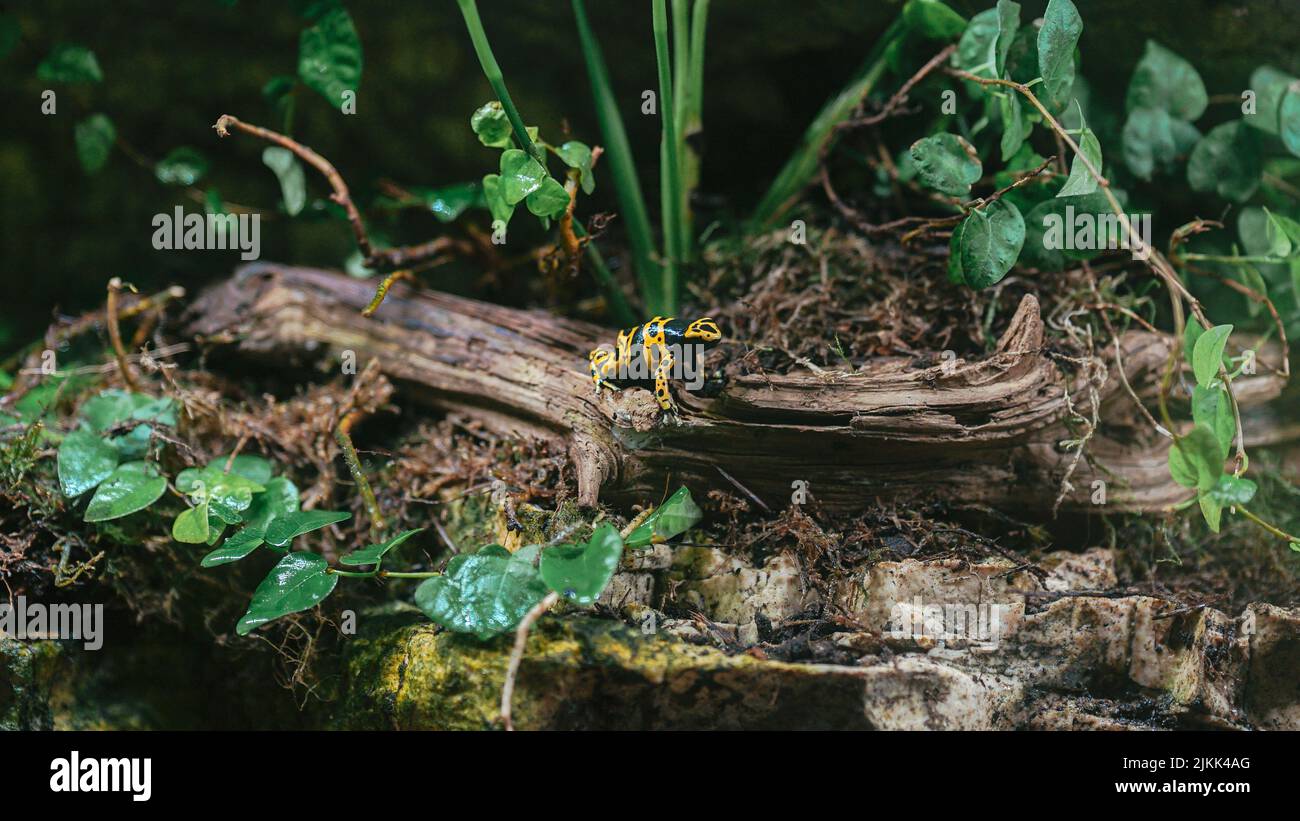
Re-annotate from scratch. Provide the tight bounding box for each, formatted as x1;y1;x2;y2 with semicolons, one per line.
1;0;1297;355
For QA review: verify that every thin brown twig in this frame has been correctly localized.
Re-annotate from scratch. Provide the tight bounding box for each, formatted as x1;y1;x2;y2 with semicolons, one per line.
500;590;559;732
215;114;374;261
105;278;139;391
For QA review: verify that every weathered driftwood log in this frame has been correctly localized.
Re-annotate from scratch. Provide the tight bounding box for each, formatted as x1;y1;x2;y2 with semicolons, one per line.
186;263;1285;515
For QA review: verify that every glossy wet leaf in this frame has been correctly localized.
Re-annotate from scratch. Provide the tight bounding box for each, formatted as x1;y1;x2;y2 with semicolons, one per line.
1036;0;1081;109
958;199;1024;290
909;133;981;197
263;510;350;547
1125;40;1206;121
1208;474;1257;508
84;461;167;522
297;4;361;106
74;114;115;175
176;465;265;524
526;176;569;219
201;527;267;568
37;44;102;83
236;552;339;635
57;430;119;498
482;174;515;225
626;486;704;548
262;147;307;216
243;476;300;534
539;523;623;606
1192;324;1233;389
557;141;595;195
471;101;512;148
1056;127;1101;197
155;147;209;186
405;183;483;223
500;149;546;205
1168;426;1223;491
1191;385;1235;462
413;544;548;640
1187;121;1260;203
340;528;423;567
172;503;211;544
902;0;966;40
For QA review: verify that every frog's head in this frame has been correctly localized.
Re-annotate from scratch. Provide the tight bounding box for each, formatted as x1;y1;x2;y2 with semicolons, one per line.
682;317;722;347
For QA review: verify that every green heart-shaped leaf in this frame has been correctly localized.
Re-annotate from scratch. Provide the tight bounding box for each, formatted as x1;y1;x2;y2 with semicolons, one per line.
526;176;570;218
58;430;119;497
173;503;211;544
236;552;339;635
556;141;595;195
626;486;704;549
902;0;966;40
1036;0;1082;108
262;146;307;216
540;523;624;606
1125;40;1207;121
413;544;548;640
1056;127;1101;197
84;461;167;522
471;101;512;148
958;199;1025;290
500;149;546;205
910;133;982;197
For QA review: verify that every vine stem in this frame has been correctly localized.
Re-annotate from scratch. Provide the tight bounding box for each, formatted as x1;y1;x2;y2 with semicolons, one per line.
1237;507;1300;544
946;69;1249;467
456;0;545;165
336;410;387;540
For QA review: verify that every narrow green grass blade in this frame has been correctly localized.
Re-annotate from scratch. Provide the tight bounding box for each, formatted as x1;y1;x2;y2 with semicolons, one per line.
457;0;544;164
653;0;683;313
750;16;906;228
571;0;662;314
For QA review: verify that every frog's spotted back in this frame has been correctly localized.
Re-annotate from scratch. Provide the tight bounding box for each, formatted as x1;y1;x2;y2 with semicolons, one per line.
588;316;723;414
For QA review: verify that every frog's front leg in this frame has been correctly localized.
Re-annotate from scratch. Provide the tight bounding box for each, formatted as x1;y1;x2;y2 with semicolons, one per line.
652;348;679;417
589;348;619;396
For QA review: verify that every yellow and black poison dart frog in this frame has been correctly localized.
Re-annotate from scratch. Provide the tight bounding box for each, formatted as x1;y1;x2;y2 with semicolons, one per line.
588;317;722;414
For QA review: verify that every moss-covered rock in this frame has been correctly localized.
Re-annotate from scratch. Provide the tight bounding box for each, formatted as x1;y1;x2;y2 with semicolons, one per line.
332;607;874;730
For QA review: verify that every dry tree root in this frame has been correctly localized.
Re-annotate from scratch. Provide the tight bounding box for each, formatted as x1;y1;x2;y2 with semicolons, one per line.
186;263;1288;517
